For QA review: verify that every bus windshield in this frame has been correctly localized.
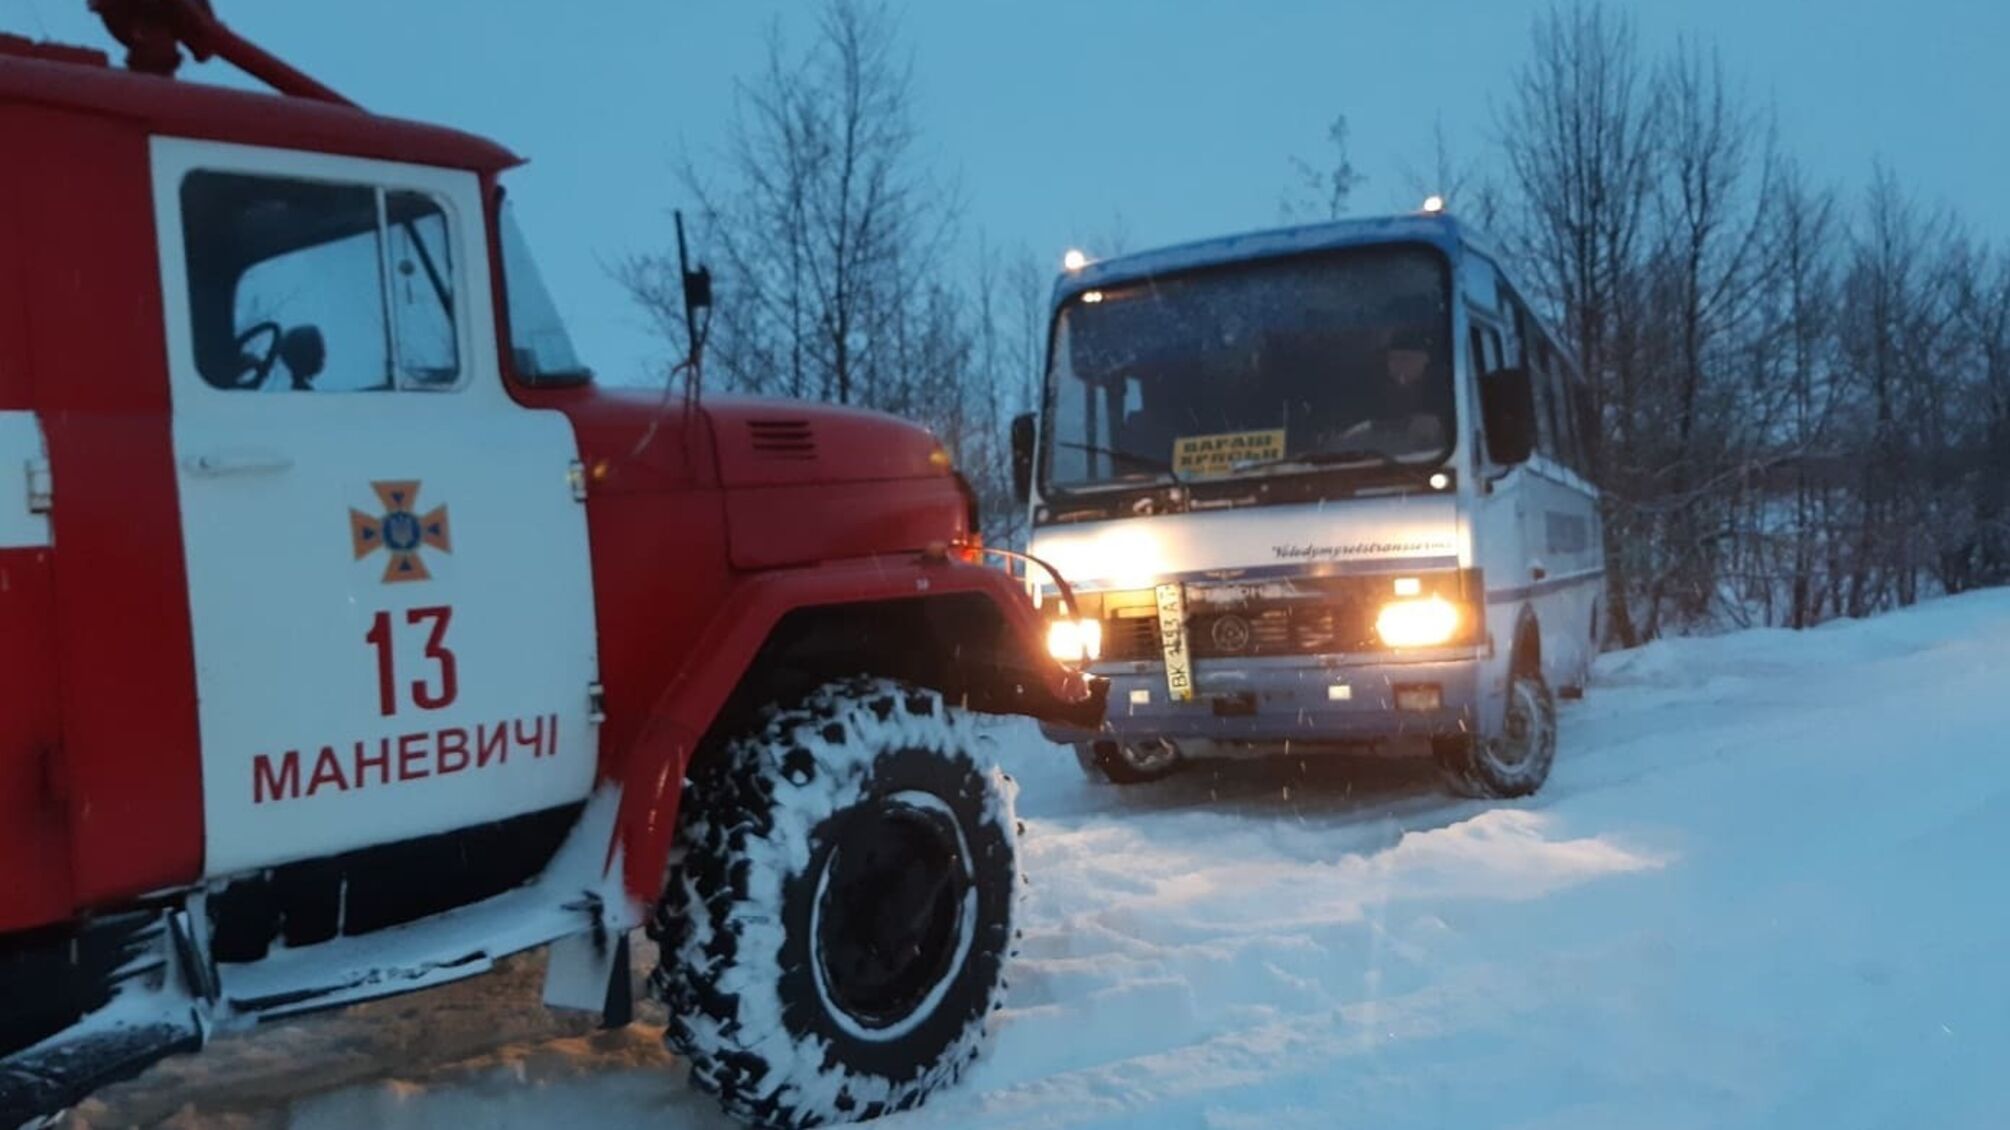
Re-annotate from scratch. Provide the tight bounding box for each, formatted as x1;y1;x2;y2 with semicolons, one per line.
1044;245;1453;491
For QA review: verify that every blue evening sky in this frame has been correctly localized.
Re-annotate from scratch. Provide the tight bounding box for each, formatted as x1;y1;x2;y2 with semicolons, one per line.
10;0;2007;385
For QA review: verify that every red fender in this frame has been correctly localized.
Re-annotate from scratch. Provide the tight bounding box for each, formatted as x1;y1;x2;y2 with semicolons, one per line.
608;552;1098;908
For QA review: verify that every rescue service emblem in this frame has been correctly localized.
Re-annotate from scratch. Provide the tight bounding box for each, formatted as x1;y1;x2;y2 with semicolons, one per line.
349;481;451;583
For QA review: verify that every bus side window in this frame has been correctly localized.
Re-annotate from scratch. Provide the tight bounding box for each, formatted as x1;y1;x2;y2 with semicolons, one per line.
1503;282;1593;479
1502;297;1528;370
1566;378;1594;473
1546;352;1587;476
1527;339;1557;462
1468;317;1503;376
1505;291;1560;462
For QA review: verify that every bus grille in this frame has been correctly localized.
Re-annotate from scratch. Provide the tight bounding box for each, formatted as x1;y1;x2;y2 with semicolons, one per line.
1100;599;1379;661
1105;616;1160;662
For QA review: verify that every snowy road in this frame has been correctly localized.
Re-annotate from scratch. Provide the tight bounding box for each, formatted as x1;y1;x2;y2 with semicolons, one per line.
77;592;2010;1129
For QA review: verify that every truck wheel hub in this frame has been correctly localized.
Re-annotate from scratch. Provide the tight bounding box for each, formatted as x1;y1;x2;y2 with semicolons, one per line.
1494;681;1544;769
813;794;972;1029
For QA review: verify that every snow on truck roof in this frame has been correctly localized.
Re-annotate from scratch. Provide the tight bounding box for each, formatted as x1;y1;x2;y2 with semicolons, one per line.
0;43;521;173
1052;212;1497;305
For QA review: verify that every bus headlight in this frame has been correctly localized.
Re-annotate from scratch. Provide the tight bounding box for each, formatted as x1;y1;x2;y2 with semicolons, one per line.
1376;595;1461;648
1046;618;1103;663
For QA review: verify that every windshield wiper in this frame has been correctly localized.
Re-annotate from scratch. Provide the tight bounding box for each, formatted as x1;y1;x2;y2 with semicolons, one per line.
1055;441;1187;484
1230;447;1427;480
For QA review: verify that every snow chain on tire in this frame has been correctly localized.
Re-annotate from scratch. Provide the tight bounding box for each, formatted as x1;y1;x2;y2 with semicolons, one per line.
648;678;1020;1129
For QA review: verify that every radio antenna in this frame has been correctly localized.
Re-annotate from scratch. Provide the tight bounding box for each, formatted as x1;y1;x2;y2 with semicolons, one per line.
674;210;712;407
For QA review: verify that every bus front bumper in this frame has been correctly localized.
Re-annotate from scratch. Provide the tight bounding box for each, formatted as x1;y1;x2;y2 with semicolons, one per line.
1039;650;1482;753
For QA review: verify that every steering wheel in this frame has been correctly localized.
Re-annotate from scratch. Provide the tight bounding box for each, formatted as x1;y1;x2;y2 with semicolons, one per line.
232;321;284;389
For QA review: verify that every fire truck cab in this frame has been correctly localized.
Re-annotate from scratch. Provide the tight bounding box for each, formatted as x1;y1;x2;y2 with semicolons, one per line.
0;6;1102;1127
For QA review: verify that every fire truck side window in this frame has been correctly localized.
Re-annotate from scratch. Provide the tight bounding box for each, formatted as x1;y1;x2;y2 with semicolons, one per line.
179;172;462;393
497;200;590;386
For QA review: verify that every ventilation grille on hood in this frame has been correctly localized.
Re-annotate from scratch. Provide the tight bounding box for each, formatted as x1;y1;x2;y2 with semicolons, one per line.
746;418;818;461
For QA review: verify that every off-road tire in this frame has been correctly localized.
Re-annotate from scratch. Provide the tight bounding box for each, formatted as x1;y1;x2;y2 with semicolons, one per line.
1434;669;1557;798
649;679;1019;1129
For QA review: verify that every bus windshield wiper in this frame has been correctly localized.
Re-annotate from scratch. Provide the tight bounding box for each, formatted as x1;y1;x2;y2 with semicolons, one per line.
1055;441;1187;484
1230;447;1426;480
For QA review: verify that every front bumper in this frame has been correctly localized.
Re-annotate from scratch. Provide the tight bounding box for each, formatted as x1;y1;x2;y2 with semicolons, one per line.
1040;649;1479;751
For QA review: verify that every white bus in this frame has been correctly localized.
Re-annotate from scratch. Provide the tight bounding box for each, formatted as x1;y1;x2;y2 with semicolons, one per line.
1012;212;1604;797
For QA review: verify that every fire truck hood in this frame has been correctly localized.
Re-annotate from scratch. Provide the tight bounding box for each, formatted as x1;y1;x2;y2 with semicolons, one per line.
704;396;951;489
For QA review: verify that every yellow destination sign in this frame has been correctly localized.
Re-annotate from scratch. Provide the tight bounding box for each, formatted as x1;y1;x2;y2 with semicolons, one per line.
1172;429;1285;476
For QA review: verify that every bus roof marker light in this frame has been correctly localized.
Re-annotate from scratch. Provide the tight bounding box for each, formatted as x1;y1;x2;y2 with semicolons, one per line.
1062;248;1091;272
1422;195;1446;214
1082;290;1105;304
1428;472;1450;490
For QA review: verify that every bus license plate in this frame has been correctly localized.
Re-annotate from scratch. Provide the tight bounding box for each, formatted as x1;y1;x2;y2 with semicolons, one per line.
1155;581;1195;702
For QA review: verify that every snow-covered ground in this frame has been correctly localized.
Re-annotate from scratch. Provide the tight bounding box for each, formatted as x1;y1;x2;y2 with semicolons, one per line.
76;590;2010;1129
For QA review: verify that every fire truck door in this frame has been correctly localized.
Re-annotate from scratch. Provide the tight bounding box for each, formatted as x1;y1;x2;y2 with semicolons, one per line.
150;139;599;877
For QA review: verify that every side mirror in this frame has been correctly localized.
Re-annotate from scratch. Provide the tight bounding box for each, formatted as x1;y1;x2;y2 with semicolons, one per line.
1480;367;1536;466
1010;412;1037;504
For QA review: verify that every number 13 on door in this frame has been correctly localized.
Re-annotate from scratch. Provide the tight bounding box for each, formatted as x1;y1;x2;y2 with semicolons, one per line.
366;605;459;717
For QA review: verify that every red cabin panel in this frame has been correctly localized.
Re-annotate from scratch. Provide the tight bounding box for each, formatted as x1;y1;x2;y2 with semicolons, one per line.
0;106;27;411
0;52;517;174
16;105;205;906
0;106;67;932
0;547;70;932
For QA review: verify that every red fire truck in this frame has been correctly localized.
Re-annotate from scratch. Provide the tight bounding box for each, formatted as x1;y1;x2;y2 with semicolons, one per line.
0;4;1103;1126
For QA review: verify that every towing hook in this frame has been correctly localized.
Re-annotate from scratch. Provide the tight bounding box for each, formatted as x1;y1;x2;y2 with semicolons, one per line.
1059;669;1097;705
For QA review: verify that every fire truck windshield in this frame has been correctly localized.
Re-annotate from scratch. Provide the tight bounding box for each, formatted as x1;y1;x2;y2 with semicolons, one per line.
499;201;592;386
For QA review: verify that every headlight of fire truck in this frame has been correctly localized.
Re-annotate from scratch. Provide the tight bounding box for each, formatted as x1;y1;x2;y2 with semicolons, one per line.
1046;617;1103;663
1375;594;1462;649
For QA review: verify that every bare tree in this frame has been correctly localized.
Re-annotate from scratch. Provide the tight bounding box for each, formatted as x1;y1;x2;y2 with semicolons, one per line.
1400;118;1502;228
1280;114;1365;222
1258;1;2010;639
1949;242;2010;589
1629;39;1784;633
622;0;955;409
633;0;2010;632
1496;2;1662;645
1760;160;1842;628
951;241;1054;544
622;0;1078;548
1827;166;1966;611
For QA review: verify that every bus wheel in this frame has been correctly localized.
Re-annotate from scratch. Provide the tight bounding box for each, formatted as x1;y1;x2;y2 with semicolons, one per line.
1435;670;1556;798
1074;738;1183;785
650;679;1018;1129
